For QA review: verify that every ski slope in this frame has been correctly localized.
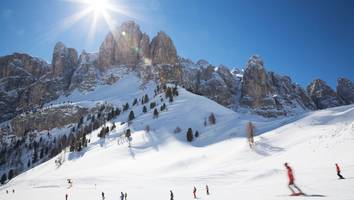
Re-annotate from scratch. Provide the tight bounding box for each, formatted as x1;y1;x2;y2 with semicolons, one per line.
1;73;354;200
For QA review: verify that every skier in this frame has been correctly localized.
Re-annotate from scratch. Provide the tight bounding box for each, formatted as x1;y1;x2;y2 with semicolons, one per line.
193;186;197;199
284;163;304;195
335;163;345;179
124;192;127;200
170;190;174;200
6;190;8;194
12;189;15;193
120;192;124;200
206;184;210;195
101;192;105;200
65;194;68;200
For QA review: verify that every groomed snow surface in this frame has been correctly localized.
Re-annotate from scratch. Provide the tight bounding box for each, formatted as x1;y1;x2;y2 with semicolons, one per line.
1;73;354;200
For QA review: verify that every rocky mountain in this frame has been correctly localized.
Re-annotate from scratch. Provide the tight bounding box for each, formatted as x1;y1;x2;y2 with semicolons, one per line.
307;79;344;109
0;20;353;185
336;77;354;104
1;21;353;123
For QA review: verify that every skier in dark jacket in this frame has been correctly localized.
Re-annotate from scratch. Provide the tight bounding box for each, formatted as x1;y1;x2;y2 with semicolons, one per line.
206;184;210;195
101;192;105;200
284;163;304;195
120;192;124;200
193;186;197;199
65;194;68;200
170;190;174;200
335;163;345;179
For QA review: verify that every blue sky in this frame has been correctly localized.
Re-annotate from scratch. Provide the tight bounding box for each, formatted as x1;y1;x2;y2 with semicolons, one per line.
0;0;353;88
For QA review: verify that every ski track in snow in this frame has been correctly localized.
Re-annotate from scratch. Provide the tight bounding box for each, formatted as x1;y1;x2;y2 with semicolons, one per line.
1;73;354;200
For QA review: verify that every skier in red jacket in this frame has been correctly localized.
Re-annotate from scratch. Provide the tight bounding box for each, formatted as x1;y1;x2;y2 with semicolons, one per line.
335;163;345;179
284;163;304;195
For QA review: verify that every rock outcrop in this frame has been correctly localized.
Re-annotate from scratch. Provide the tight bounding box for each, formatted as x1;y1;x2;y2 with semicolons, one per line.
69;51;99;91
98;21;147;68
0;53;50;121
52;42;78;78
336;77;354;104
150;31;177;65
307;79;343;109
98;21;177;69
11;105;88;137
240;55;316;117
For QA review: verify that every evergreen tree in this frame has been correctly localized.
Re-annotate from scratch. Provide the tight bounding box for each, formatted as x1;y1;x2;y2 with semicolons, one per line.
186;128;193;142
8;169;14;180
150;102;156;109
0;173;6;185
142;106;147;113
153;108;159;119
169;95;173;102
160;103;166;111
123;103;129;111
143;94;149;104
173;85;178;96
165;87;172;99
195;130;199;137
208;113;216;125
132;98;138;106
128;110;135;121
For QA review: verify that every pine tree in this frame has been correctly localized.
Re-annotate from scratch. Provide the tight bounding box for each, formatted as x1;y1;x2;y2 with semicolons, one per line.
186;128;193;142
128;110;135;121
165;87;172;99
123;103;129;111
153;108;159;119
208;113;216;125
160;103;166;111
143;94;149;104
132;98;138;106
169;95;173;102
8;170;14;180
0;173;7;185
142;105;147;113
173;85;178;96
195;130;199;137
150;102;156;109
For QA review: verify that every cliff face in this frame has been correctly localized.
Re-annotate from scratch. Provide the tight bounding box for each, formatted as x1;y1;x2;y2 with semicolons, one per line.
307;79;344;109
337;78;354;104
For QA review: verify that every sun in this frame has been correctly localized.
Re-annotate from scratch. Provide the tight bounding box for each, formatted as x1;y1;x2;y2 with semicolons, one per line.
60;0;140;44
88;0;109;15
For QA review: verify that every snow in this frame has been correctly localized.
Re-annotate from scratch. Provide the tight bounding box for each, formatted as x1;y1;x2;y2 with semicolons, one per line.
1;72;353;200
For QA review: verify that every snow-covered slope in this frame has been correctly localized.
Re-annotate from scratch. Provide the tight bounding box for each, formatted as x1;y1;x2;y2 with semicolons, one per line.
1;72;353;200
